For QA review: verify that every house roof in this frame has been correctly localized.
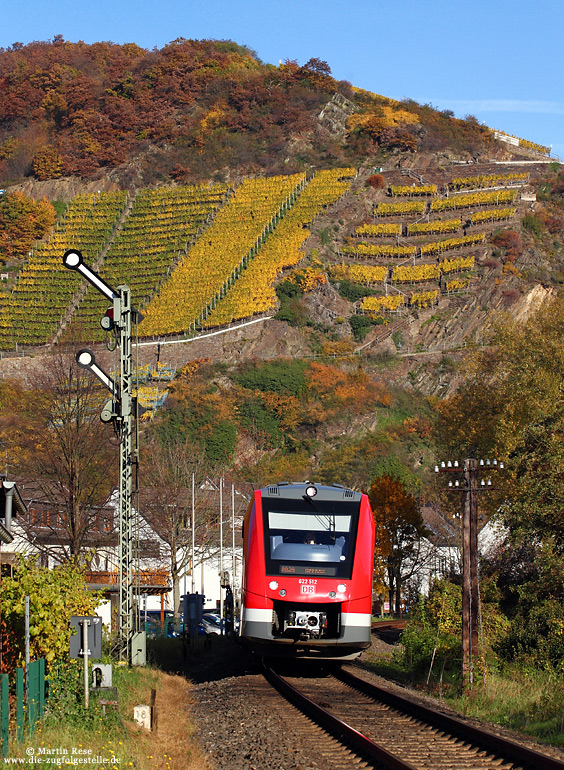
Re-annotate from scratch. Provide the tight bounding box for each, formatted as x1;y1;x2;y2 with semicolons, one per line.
0;478;28;518
420;503;459;546
0;521;13;544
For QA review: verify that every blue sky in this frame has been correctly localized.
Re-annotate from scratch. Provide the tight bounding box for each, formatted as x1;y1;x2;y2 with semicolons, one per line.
3;0;563;158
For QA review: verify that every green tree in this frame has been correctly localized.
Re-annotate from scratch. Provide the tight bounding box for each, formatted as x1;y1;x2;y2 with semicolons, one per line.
0;558;99;668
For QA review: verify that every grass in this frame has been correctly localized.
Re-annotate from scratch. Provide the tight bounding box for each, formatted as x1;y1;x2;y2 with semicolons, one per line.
5;655;207;769
364;649;564;747
447;667;564;746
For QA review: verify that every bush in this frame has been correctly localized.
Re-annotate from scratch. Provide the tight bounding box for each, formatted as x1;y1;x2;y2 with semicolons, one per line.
522;213;544;236
238;397;281;447
233;359;308;397
366;173;385;189
274;280;310;326
349;314;375;341
495;600;564;671
337;279;379;302
0;559;100;668
205;419;237;465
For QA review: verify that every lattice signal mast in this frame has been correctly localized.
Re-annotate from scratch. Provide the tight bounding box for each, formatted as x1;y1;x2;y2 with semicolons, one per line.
63;250;142;662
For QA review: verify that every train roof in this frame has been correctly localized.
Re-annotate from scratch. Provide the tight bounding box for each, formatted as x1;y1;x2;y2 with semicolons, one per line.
258;482;362;503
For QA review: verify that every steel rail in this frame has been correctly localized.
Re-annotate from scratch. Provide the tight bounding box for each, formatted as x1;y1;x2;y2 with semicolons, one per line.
338;668;564;770
262;663;419;770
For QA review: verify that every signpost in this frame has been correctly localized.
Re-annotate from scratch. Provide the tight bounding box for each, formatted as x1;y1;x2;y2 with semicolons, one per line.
70;616;102;707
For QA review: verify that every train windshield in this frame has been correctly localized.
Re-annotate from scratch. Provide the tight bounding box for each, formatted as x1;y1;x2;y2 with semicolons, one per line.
263;500;359;578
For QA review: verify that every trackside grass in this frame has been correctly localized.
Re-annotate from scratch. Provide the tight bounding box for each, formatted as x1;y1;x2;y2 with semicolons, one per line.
4;657;206;770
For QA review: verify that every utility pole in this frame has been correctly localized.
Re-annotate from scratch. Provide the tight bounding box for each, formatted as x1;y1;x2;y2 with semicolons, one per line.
461;458;478;690
435;457;503;691
63;249;142;663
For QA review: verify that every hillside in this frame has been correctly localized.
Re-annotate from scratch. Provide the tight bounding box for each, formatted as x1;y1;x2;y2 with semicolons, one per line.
0;37;535;190
0;37;562;406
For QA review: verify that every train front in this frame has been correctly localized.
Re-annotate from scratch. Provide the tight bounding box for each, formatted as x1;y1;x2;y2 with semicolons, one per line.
241;482;375;660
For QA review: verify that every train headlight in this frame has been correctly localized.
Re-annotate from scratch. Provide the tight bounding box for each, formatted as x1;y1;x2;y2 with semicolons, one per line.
329;591;336;598
305;484;317;498
279;589;287;597
337;584;347;593
269;581;279;590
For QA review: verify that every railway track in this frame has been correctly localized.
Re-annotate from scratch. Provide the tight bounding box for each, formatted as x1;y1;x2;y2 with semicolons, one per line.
263;663;564;770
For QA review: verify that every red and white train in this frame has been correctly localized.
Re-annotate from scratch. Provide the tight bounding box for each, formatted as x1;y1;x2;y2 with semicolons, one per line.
240;482;375;660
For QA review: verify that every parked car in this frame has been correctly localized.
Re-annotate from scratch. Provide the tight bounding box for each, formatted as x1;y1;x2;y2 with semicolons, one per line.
201;614;224;635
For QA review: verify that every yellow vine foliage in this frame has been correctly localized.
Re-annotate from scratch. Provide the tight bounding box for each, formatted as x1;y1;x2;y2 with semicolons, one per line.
203;169;356;327
140;174;305;335
329;262;387;285
392;263;440;283
355;222;401;237
439;255;475;273
287;267;327;292
390;184;437;196
361;294;405;312
431;189;518;211
341;242;416;258
376;200;426;216
407;218;461;235
410;288;439;308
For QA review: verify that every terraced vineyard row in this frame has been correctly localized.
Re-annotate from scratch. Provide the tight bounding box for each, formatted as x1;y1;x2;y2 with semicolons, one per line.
65;183;228;342
336;169;526;315
202;168;356;328
0;191;127;349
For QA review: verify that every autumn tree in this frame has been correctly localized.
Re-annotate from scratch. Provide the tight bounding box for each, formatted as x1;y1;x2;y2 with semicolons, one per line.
32;145;64;180
434;293;564;663
368;474;428;616
0;349;117;562
0;191;55;261
435;293;564;462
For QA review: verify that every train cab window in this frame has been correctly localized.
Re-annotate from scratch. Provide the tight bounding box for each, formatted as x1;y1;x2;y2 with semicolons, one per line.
263;505;359;578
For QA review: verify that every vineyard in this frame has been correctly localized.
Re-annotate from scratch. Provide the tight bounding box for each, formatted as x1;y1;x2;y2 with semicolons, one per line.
139;173;308;336
0;191;127;349
332;165;528;319
64;184;228;342
202;168;356;328
0;160;537;348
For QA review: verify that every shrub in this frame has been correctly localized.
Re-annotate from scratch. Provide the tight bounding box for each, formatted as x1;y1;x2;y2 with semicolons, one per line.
349;314;375;341
491;229;523;261
233;359;308;397
205;419;237;465
366;173;385;189
495;600;564;671
0;559;100;668
522;213;544;236
336;279;379;302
